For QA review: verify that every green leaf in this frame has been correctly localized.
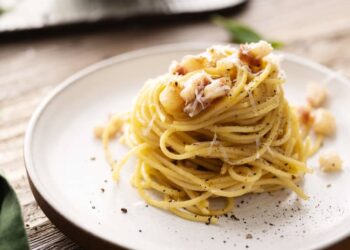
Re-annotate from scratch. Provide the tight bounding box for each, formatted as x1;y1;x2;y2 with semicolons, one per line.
0;7;7;15
212;16;284;49
0;174;29;250
268;40;285;49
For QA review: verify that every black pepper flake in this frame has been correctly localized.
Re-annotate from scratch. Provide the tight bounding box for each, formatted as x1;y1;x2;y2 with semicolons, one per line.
205;217;212;225
139;229;142;233
145;204;149;207
211;237;214;240
231;214;240;221
92;206;96;209
242;186;246;189
240;200;244;204
326;184;332;188
246;245;249;248
246;233;253;239
104;180;108;183
121;208;128;213
269;223;274;226
100;188;105;193
90;157;96;161
223;240;226;243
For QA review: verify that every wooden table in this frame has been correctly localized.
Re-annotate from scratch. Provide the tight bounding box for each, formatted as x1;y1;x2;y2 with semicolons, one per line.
1;0;350;249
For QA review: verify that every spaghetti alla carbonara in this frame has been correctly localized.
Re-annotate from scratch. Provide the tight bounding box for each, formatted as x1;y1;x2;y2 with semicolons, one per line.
98;41;320;224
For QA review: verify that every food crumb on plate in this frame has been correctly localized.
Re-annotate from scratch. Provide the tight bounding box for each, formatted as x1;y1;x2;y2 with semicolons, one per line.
306;82;328;108
319;151;343;172
313;108;336;136
246;233;253;239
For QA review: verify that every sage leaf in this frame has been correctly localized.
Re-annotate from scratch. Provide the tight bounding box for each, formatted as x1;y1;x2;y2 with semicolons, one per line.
212;16;284;49
0;174;29;250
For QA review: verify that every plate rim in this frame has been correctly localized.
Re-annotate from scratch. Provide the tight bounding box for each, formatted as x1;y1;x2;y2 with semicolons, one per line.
24;42;350;250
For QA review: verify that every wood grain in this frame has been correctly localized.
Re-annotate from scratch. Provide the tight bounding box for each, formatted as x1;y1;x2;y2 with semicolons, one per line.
1;0;350;249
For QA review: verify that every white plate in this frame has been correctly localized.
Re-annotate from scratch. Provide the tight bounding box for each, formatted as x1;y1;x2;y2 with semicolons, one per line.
25;44;350;250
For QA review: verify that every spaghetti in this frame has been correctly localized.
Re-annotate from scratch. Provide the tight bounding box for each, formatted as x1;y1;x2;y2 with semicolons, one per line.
99;41;318;224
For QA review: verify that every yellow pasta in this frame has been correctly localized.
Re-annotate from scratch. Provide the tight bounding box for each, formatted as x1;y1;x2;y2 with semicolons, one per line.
99;41;318;224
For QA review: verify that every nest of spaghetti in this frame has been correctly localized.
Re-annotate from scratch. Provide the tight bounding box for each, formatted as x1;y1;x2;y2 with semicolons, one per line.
101;41;313;224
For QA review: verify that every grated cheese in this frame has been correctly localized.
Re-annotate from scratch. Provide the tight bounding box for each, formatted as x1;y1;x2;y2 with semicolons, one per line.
208;133;217;154
143;114;156;136
245;86;258;115
219;145;229;163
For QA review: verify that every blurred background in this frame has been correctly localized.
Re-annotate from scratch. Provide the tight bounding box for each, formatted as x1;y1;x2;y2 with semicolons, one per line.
1;0;350;249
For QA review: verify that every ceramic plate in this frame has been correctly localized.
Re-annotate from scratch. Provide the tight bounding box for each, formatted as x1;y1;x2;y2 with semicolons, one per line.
24;44;350;250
